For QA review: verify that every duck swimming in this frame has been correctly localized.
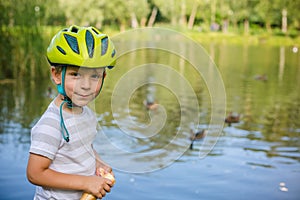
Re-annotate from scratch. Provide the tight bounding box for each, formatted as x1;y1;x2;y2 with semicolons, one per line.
189;129;206;150
254;74;268;81
225;112;240;126
143;100;158;110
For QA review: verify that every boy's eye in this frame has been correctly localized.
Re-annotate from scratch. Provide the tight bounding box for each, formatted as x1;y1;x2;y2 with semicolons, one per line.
91;73;104;79
70;72;80;77
91;74;101;79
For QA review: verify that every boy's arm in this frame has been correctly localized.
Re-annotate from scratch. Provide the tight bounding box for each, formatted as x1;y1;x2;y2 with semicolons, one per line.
26;153;112;198
92;147;113;176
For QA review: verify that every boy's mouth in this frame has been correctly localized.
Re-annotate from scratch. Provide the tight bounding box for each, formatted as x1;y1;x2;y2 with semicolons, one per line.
74;93;94;99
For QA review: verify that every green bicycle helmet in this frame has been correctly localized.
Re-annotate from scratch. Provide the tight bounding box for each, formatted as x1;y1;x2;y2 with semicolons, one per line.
47;25;116;68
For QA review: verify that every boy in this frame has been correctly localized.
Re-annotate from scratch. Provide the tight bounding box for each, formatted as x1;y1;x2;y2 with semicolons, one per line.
26;25;116;199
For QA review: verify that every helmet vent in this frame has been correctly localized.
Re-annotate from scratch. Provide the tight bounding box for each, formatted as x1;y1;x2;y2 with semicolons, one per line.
101;37;108;56
92;27;100;35
70;26;79;33
111;49;116;57
85;30;94;58
56;46;66;55
64;34;80;54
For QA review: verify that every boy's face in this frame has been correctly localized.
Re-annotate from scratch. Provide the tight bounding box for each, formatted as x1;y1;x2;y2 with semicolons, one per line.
53;66;105;107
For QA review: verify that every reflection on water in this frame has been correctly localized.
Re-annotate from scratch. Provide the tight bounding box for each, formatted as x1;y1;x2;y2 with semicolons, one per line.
0;40;300;199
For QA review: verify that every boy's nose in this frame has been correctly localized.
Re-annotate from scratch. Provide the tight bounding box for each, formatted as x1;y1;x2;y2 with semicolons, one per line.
80;77;91;89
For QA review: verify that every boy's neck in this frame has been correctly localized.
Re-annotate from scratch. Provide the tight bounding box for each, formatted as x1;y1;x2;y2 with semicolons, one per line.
54;95;83;114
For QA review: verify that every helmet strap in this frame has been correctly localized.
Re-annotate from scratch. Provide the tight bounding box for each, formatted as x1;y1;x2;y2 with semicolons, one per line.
57;66;72;142
58;68;106;143
56;66;73;108
95;71;106;98
56;66;67;96
60;101;70;142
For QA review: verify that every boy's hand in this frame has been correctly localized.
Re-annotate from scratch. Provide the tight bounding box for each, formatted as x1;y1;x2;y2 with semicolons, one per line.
84;175;112;199
96;167;116;185
95;159;113;174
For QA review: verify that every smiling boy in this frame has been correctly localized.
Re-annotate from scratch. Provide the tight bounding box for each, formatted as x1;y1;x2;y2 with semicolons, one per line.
26;25;116;200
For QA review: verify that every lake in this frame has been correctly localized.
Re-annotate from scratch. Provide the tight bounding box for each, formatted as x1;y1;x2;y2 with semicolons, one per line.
0;28;299;199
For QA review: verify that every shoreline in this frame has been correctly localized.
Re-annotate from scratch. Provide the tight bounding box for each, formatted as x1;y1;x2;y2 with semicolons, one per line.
186;31;300;47
4;25;300;47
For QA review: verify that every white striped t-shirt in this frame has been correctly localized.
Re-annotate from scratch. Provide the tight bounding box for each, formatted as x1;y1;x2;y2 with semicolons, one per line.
29;100;97;200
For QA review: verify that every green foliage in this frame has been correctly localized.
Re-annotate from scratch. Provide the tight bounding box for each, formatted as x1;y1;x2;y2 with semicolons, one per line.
0;0;299;34
0;0;299;83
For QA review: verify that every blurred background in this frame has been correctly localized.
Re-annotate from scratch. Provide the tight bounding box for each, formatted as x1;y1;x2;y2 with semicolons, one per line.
0;0;299;199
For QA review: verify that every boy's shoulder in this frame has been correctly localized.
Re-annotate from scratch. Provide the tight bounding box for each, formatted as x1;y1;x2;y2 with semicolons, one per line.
33;101;60;127
42;101;60;119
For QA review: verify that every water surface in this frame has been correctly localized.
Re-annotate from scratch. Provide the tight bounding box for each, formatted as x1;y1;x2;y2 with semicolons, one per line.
0;38;299;199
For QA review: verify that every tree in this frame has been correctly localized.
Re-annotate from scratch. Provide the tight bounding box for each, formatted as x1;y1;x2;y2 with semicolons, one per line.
1;0;299;35
152;0;182;26
285;0;300;31
127;0;150;28
215;0;233;33
254;0;279;32
187;0;199;29
148;6;158;27
228;0;259;35
59;0;105;28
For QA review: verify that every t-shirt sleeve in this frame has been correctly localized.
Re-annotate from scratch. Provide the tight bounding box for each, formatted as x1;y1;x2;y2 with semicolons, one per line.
29;117;62;160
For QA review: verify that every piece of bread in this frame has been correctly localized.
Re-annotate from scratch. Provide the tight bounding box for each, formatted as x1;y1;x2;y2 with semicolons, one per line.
80;192;97;200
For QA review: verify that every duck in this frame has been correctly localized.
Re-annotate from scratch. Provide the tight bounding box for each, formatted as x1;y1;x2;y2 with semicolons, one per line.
189;129;206;150
225;112;240;126
254;74;268;81
143;99;158;110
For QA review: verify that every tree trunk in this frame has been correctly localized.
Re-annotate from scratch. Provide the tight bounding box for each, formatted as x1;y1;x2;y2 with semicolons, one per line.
179;0;187;26
187;3;198;29
131;13;138;28
265;19;272;33
140;17;147;27
147;7;158;27
244;19;249;35
210;0;216;24
281;8;287;34
222;19;229;33
120;23;126;32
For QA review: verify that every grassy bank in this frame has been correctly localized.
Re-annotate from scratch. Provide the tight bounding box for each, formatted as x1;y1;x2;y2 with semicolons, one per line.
38;25;300;47
144;24;300;47
4;25;300;47
185;31;300;47
102;24;300;47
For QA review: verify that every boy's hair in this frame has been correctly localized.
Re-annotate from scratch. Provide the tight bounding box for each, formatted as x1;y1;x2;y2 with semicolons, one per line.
50;66;63;84
53;66;63;74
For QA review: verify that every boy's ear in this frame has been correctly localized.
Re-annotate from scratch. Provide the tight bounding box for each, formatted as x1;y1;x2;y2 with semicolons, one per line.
51;67;61;85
